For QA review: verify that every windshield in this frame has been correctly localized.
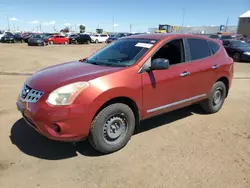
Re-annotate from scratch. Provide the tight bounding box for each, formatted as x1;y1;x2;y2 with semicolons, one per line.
86;38;158;67
209;35;219;39
231;40;250;47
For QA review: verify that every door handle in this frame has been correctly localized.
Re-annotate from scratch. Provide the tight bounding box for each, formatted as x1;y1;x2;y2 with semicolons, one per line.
212;65;219;69
180;71;191;77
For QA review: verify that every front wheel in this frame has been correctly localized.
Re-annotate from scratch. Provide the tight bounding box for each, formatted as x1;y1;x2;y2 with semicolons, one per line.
233;53;241;62
200;81;226;114
49;40;54;45
88;103;135;154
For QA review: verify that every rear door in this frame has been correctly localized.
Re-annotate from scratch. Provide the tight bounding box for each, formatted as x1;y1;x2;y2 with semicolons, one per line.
185;38;218;96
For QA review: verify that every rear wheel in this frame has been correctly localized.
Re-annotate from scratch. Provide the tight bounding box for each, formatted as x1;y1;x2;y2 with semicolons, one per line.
200;81;226;114
233;53;241;62
49;40;54;45
88;103;135;154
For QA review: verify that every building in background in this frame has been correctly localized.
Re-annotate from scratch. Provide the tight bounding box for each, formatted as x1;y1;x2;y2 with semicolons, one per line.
237;10;250;36
148;25;237;34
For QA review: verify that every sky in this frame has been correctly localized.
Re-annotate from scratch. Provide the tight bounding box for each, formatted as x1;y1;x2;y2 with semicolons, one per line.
0;0;249;32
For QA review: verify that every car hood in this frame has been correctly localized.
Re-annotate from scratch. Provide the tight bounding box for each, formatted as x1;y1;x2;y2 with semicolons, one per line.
108;37;118;40
29;38;44;42
26;61;123;92
237;47;250;52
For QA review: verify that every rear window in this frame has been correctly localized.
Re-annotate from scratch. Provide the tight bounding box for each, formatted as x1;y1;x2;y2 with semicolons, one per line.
100;34;107;37
208;41;220;54
187;38;210;61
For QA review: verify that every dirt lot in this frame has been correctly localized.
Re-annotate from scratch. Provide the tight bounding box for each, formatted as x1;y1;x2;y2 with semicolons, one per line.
0;43;250;188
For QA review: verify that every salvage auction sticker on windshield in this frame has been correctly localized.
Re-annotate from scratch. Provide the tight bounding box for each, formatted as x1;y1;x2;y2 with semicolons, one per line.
135;43;153;48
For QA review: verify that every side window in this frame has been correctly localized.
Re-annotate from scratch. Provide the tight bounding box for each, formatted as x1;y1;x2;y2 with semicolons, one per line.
208;41;220;54
187;38;210;61
152;39;185;66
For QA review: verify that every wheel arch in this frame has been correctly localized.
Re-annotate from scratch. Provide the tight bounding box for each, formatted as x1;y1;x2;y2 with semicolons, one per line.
93;96;140;129
216;76;229;98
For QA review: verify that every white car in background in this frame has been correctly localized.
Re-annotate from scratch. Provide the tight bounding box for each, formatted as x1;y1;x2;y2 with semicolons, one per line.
0;31;7;40
91;34;109;43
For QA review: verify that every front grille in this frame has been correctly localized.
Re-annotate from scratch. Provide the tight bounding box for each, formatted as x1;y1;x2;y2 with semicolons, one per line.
20;84;44;103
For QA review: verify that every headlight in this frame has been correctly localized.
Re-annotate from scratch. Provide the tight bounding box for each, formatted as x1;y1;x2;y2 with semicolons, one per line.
47;82;89;105
243;52;250;56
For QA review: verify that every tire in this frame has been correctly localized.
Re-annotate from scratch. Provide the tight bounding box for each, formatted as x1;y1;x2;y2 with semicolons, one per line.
233;53;241;62
87;40;90;44
95;39;98;43
88;103;135;154
200;81;227;114
49;40;54;45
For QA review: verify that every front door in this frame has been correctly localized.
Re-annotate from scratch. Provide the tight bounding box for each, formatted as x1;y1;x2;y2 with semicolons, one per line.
141;38;204;117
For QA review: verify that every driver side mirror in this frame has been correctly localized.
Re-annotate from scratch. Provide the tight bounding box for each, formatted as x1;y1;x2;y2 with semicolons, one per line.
150;58;169;71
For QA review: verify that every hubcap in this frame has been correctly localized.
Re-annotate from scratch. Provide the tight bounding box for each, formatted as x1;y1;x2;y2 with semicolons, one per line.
213;88;222;106
103;114;127;145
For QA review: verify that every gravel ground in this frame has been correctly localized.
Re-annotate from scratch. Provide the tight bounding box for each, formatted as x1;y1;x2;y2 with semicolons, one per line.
0;43;250;188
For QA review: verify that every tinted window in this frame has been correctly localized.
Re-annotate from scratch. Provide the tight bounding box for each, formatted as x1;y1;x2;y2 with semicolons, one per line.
100;34;107;37
188;38;210;61
208;41;220;54
152;39;185;65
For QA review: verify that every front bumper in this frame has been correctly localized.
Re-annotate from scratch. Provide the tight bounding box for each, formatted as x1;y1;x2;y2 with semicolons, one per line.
28;42;45;46
16;97;91;142
242;54;250;62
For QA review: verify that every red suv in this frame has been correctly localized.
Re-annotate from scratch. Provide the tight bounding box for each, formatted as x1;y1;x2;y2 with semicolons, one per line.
45;35;69;45
16;34;234;154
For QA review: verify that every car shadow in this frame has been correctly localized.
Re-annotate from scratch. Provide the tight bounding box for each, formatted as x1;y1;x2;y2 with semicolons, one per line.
10;104;205;159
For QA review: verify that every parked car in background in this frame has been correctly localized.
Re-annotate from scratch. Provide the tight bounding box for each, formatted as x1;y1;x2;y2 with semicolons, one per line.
45;35;69;45
219;35;232;41
70;34;91;44
208;34;220;39
68;34;79;43
91;34;109;43
23;33;34;43
27;34;47;46
0;30;8;40
106;33;131;43
16;33;233;154
222;39;250;62
1;32;24;43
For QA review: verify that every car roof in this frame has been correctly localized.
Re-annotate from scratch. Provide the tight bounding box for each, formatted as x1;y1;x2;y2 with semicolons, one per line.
125;33;212;41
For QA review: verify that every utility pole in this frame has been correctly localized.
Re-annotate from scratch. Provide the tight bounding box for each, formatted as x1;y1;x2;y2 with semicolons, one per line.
39;24;42;32
97;24;99;29
112;16;114;33
7;16;10;31
225;16;229;32
53;24;56;32
13;24;15;31
129;24;132;33
181;8;186;33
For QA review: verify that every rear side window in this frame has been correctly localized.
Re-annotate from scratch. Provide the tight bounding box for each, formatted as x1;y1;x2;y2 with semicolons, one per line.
187;38;210;61
208;41;220;54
